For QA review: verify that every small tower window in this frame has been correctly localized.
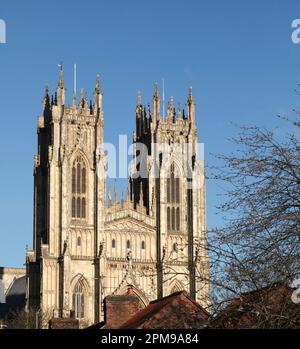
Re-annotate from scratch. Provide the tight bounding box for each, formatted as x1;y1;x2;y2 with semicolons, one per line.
172;243;178;253
126;240;131;249
141;241;145;250
112;239;116;249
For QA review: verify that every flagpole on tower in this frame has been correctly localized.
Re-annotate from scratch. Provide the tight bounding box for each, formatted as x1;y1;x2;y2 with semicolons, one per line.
74;63;77;96
162;78;165;118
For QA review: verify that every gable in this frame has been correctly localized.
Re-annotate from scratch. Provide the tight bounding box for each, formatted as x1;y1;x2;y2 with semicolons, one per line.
105;216;155;235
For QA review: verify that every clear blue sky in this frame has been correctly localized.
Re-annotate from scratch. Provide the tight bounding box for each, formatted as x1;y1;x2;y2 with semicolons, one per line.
1;0;300;267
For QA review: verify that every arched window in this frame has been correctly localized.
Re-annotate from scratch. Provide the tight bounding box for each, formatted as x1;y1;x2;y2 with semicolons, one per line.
112;239;116;248
172;242;178;253
141;241;145;250
72;282;84;319
167;163;180;232
77;236;81;246
127;240;131;249
72;155;87;219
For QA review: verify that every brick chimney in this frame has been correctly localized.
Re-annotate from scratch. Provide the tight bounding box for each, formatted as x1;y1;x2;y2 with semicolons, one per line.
104;286;143;329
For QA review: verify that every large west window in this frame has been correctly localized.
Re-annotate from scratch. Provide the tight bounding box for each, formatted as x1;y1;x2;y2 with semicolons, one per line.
72;155;87;219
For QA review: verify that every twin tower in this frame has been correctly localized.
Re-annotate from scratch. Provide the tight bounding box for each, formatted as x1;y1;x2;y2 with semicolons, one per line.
26;67;210;326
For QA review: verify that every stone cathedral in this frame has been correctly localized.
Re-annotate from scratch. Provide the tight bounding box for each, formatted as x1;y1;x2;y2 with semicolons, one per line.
26;67;210;326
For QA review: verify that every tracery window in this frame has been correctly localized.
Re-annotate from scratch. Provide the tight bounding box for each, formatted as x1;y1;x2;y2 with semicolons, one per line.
167;163;180;232
72;282;84;319
72;155;87;219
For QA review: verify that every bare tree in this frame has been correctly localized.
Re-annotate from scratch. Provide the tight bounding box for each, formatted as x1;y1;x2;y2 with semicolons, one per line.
196;115;300;327
210;120;300;291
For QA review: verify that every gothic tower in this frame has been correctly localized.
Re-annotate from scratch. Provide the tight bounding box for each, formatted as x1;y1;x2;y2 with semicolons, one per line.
26;67;105;325
131;84;210;305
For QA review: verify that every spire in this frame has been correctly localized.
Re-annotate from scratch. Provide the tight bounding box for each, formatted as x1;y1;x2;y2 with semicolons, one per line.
72;90;77;109
187;86;195;123
126;180;131;202
72;64;77;108
58;63;64;88
177;102;182;119
169;96;174;109
114;181;117;204
136;91;143;138
94;75;103;115
108;188;112;207
154;82;159;99
137;90;142;106
167;96;175;122
188;86;194;104
139;183;144;206
84;91;89;111
152;82;160;126
57;63;65;106
79;88;85;108
44;83;49;96
95;74;102;94
43;84;50;110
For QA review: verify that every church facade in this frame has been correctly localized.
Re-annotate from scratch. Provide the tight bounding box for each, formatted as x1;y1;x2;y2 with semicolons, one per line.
26;67;210;326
